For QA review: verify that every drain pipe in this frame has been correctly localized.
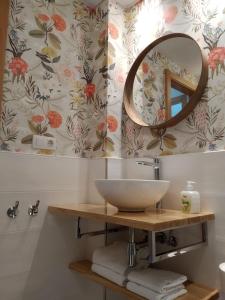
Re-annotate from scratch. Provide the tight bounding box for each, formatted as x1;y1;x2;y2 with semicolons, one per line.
128;228;136;267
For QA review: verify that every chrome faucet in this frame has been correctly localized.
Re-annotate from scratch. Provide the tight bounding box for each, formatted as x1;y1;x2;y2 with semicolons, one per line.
137;157;161;209
127;158;161;268
136;157;160;180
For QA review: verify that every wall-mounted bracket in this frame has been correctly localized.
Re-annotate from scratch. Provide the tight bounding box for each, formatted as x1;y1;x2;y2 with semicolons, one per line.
148;222;208;264
75;218;208;268
75;217;127;239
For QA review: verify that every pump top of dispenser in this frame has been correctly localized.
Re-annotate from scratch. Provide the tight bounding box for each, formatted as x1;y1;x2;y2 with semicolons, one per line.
186;181;195;191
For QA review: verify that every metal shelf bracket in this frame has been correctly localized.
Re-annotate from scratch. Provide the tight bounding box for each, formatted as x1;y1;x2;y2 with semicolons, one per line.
148;222;208;264
75;217;208;268
75;217;127;239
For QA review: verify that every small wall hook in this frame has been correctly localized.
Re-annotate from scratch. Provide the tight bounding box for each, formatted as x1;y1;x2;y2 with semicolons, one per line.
28;200;40;216
7;201;19;218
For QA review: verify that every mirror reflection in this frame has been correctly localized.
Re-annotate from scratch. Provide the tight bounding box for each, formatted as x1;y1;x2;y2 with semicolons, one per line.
132;36;202;126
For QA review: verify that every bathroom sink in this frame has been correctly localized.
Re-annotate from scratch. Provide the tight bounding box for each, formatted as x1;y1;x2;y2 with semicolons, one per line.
95;179;170;212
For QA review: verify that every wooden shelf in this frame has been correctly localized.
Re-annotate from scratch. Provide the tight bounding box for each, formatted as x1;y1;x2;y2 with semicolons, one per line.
69;260;219;300
48;203;214;231
70;260;144;300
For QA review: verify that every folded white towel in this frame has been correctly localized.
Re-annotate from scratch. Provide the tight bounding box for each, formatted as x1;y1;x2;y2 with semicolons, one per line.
128;268;187;293
127;282;187;300
91;263;127;286
136;246;150;268
92;241;128;275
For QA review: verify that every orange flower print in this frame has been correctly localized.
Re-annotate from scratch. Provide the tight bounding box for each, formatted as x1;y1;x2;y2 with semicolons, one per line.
97;116;118;133
108;23;119;39
38;14;50;23
51;14;66;32
9;57;28;76
107;115;118;132
97;122;106;132
47;111;62;128
208;47;225;71
64;68;72;77
142;62;149;74
85;83;96;97
32;115;45;124
163;5;178;24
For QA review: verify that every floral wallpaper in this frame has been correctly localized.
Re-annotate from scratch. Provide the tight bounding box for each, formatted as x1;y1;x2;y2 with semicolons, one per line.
133;48;199;125
107;0;225;157
1;0;110;157
2;0;225;158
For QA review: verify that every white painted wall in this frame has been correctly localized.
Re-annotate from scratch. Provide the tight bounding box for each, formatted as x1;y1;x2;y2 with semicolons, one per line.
0;152;105;300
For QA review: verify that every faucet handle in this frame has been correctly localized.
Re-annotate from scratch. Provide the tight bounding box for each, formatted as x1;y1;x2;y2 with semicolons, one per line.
28;200;40;216
136;157;160;167
7;201;19;218
136;157;160;181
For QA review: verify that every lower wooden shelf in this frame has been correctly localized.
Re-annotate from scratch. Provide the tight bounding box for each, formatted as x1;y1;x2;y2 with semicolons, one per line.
69;260;219;300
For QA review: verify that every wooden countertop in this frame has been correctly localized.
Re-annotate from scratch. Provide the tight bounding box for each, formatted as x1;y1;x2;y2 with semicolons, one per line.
48;203;214;231
69;260;219;300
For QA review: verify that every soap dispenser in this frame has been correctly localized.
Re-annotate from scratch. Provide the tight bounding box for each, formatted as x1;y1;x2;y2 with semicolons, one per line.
181;181;200;214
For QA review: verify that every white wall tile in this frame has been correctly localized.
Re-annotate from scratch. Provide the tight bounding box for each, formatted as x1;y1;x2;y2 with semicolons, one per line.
0;152;105;300
2;150;225;299
0;152;89;192
0;271;29;300
158;151;225;288
108;158;155;180
0;230;40;278
87;158;106;204
0;190;83;235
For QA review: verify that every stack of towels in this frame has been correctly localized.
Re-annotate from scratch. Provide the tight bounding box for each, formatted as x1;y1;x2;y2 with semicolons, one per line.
92;241;129;286
127;268;187;300
92;241;188;300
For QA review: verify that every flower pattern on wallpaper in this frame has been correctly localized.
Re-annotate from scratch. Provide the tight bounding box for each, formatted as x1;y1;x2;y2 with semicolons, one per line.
1;0;109;157
106;0;225;157
2;0;225;158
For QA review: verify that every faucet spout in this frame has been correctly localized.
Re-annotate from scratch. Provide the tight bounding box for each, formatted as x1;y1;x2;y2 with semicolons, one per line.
136;157;160;180
136;157;161;208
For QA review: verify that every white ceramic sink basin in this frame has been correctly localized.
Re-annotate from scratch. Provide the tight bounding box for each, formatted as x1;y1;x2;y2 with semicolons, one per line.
95;179;170;212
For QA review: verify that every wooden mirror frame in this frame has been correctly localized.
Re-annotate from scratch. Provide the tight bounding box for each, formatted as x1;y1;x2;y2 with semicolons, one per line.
123;33;208;129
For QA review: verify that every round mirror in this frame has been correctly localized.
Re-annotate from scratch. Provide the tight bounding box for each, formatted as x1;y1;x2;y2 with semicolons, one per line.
123;33;208;129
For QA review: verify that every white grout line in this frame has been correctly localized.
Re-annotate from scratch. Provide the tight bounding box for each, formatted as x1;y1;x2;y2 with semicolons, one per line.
0;269;30;280
0;227;41;236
